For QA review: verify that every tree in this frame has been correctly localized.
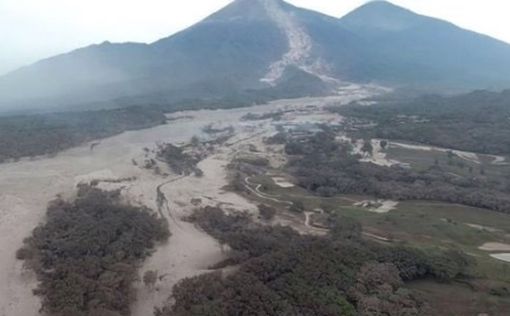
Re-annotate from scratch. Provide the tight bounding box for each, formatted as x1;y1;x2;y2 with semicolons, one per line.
380;140;388;150
258;204;276;221
329;215;362;241
349;263;424;316
143;270;158;289
361;139;373;156
191;136;200;147
194;168;204;177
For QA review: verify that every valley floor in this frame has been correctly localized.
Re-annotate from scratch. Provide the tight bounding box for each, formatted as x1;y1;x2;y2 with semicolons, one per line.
1;86;509;315
0;92;370;316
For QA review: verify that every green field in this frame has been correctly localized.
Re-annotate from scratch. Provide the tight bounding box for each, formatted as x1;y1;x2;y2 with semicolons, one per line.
338;201;510;281
245;172;510;280
243;173;510;313
408;280;510;316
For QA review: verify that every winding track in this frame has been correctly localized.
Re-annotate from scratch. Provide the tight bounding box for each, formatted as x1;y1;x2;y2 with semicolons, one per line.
244;176;294;205
156;176;186;228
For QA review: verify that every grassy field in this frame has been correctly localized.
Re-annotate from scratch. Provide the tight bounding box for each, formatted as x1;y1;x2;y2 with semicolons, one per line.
245;173;510;280
338;201;510;282
236;152;510;313
408;280;510;316
244;174;510;313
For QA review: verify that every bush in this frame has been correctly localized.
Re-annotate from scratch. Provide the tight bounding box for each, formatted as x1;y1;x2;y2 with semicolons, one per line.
143;270;158;288
258;204;276;221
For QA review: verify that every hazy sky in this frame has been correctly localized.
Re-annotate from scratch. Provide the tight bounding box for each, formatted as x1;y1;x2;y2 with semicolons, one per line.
1;0;509;75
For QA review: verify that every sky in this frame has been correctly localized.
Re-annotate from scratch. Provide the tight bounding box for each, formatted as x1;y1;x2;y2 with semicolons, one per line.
1;0;510;75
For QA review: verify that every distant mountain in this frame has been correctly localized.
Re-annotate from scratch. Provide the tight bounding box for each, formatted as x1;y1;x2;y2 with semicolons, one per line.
338;1;510;89
1;0;510;112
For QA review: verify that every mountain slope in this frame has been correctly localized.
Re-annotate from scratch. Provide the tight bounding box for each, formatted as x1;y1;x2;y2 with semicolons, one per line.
338;1;510;89
0;0;290;110
2;0;510;111
0;42;156;106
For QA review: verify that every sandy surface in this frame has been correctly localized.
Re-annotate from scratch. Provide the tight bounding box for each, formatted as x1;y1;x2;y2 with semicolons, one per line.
0;92;380;315
466;224;500;233
340;137;506;170
389;142;481;164
389;141;509;166
0;106;250;316
479;242;510;252
339;136;403;167
489;155;508;165
272;176;295;188
360;139;404;167
355;200;399;214
362;232;391;242
490;253;510;263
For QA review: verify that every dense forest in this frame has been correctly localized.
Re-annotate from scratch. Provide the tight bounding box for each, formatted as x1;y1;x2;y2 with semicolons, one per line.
156;206;470;316
281;130;510;214
332;90;510;155
0;106;166;162
17;186;169;316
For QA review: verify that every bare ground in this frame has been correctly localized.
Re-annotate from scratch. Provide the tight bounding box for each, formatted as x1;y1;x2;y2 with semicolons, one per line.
479;242;510;252
0;93;378;316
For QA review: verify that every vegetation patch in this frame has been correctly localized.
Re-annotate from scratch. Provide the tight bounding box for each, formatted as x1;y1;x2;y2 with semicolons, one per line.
156;143;203;176
284;130;510;214
17;185;170;316
0;106;166;163
157;207;471;316
241;111;284;121
0;94;258;163
333;90;510;155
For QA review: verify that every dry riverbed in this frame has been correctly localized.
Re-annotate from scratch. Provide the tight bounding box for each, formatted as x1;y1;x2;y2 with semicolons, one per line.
0;93;376;316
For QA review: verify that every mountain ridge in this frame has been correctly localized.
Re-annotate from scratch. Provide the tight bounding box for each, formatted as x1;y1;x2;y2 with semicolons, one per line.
1;0;510;112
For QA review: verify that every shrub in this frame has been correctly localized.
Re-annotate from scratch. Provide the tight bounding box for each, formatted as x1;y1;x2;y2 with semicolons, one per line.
258;204;276;221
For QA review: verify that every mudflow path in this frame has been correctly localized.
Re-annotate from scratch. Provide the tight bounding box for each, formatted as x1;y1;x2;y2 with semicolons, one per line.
0;93;377;316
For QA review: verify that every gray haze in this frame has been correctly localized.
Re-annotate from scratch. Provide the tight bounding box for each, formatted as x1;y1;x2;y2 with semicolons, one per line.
1;0;510;75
